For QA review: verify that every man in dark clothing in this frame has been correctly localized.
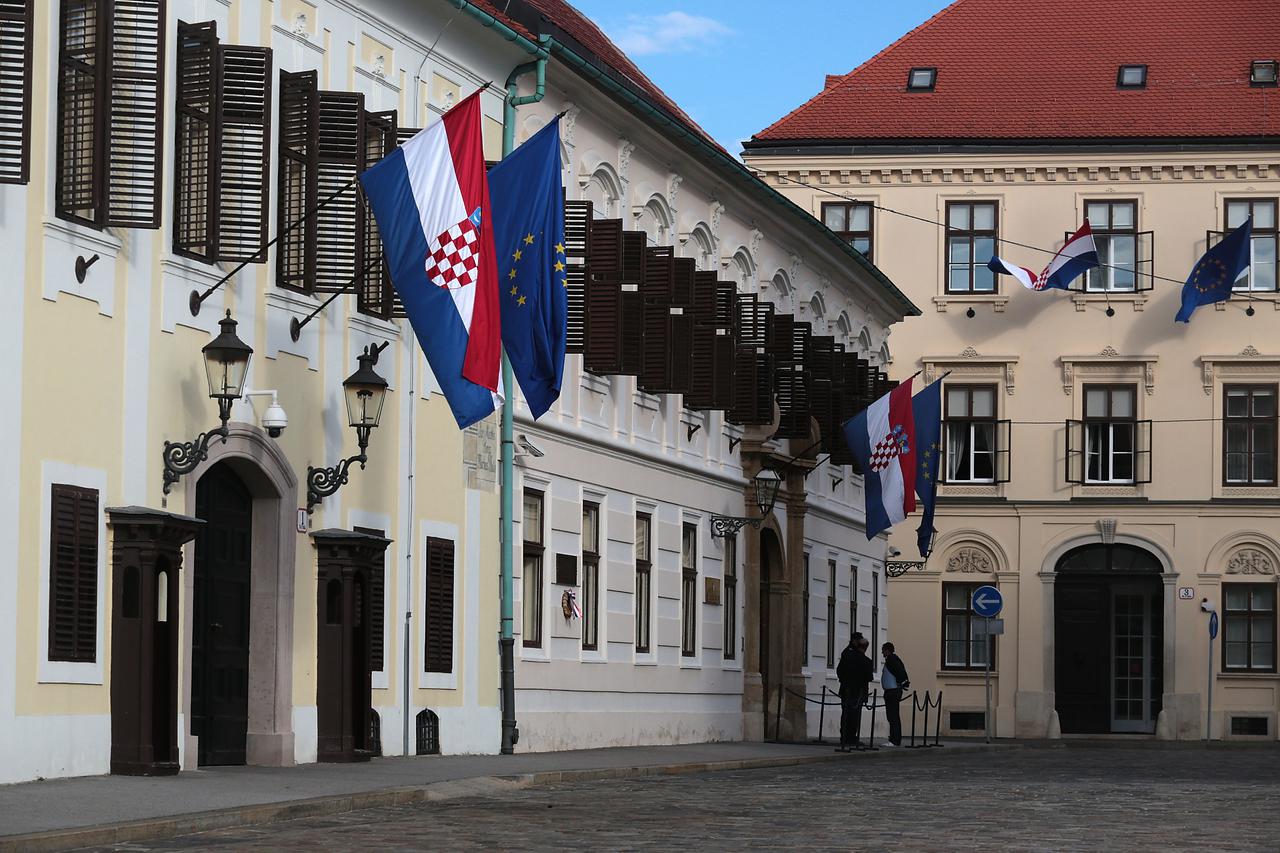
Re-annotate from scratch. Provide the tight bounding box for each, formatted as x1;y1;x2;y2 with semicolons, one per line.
880;642;910;747
836;633;874;749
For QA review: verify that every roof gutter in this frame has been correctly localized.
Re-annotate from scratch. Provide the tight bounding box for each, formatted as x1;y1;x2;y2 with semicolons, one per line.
537;34;921;318
445;0;550;59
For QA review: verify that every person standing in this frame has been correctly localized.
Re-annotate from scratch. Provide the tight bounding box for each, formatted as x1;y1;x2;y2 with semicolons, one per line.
836;633;872;750
880;642;910;747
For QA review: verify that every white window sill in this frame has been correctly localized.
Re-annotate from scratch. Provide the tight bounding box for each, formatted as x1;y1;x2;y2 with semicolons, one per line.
1071;291;1149;312
933;293;1009;313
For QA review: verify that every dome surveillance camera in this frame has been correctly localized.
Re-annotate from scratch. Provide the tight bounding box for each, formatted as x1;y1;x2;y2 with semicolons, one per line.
263;398;288;439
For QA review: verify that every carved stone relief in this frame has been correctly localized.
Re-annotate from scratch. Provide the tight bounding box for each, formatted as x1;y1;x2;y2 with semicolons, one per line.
946;547;994;574
1225;548;1275;575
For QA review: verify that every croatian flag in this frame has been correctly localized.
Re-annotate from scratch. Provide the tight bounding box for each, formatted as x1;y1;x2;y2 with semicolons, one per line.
843;377;917;539
359;90;502;428
988;221;1099;291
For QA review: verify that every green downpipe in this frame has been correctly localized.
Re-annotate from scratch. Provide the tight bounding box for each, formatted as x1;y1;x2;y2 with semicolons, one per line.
497;43;548;756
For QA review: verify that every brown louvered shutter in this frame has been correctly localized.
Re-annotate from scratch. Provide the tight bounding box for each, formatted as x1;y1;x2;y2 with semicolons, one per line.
806;336;836;451
357;109;396;318
424;536;454;673
396;125;420;146
638;247;673;391
584;218;624;374
277;69;318;293
353;526;386;672
48;484;99;663
215;43;272;262
617;231;646;376
685;271;719;409
313;90;364;292
56;0;105;225
0;1;33;184
828;352;861;467
173;20;216;260
726;295;775;425
105;0;165;228
769;315;812;439
562;198;591;352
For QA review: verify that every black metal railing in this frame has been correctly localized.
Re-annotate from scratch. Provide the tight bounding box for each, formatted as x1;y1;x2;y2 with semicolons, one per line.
906;690;945;749
767;686;944;750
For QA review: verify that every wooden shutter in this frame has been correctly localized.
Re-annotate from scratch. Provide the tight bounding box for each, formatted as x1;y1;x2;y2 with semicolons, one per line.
215;43;272;262
313;90;364;292
56;0;105;225
48;484;99;663
173;20;216;260
277;69;318;293
396;125;420;146
726;295;775;425
806;335;836;451
357;109;396;318
105;0;165;228
424;537;454;673
562;198;591;353
0;1;33;184
583;218;624;374
685;271;719;410
769;315;812;439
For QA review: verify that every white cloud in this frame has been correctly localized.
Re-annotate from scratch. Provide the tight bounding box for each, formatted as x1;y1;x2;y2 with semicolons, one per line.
609;11;733;57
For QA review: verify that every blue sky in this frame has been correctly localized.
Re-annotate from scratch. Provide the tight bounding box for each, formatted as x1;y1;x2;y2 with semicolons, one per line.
569;1;953;153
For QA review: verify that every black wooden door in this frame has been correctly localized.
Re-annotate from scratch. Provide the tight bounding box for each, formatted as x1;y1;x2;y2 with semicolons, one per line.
1054;581;1111;734
193;463;253;766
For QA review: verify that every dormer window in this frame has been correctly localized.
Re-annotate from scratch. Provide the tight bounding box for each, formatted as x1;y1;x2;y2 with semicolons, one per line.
1117;65;1147;89
1251;60;1278;86
906;67;936;91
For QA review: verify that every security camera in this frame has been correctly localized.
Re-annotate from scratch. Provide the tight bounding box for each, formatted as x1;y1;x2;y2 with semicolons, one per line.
243;389;287;439
262;397;288;438
887;547;902;558
1200;598;1216;614
517;434;545;458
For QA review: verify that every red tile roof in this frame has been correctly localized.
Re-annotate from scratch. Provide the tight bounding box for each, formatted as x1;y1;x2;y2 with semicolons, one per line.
465;0;719;150
751;0;1280;144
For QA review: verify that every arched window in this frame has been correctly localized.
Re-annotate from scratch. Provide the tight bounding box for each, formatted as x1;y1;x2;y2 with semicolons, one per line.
858;326;873;354
155;568;168;622
835;311;853;340
641;194;673;245
731;248;755;293
685;223;715;270
1056;544;1162;574
770;270;793;309
879;341;892;364
581;164;621;219
809;292;826;321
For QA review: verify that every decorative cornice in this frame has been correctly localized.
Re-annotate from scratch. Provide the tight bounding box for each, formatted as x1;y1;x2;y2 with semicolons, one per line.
1060;352;1158;395
922;353;1019;394
758;162;1280;188
1199;349;1280;395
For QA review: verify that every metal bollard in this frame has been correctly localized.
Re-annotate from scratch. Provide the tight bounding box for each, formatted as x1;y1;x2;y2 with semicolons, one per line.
922;691;931;749
908;691;918;748
775;685;784;742
817;685;827;744
934;690;945;747
867;689;879;751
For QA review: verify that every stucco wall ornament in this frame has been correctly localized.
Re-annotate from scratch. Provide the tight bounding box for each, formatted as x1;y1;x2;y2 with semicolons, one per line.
1225;548;1275;575
946;547;993;574
1098;518;1118;544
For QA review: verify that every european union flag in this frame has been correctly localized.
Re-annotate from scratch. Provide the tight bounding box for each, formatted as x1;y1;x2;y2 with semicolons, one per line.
911;379;943;558
489;119;566;418
1176;217;1252;323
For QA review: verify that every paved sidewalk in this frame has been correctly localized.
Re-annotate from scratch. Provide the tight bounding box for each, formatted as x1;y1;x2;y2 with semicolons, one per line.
0;739;992;851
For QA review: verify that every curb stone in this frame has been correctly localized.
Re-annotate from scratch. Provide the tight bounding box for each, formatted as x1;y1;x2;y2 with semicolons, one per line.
0;744;1013;852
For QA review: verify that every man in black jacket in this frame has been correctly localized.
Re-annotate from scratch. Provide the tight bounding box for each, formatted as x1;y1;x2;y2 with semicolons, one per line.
880;642;910;747
836;633;873;749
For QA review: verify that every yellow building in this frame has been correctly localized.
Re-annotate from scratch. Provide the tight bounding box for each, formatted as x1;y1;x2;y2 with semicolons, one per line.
746;0;1280;739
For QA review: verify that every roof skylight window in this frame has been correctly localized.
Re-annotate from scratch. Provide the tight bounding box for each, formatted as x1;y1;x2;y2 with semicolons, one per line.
1117;65;1147;89
1251;60;1278;86
906;67;936;91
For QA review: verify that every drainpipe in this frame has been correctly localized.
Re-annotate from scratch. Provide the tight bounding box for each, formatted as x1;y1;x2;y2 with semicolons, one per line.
497;44;548;756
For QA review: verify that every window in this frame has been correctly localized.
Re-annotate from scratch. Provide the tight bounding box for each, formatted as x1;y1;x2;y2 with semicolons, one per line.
1117;64;1147;88
1225;385;1277;485
906;67;936;91
56;0;166;228
423;537;454;673
945;202;997;293
942;583;995;670
681;523;697;657
871;573;879;648
1084;201;1138;292
822;202;873;261
802;553;810;663
48;484;99;662
1225;199;1277;292
1250;60;1278;86
353;526;386;671
1223;584;1275;672
944;385;998;483
276;70;395;317
521;490;544;648
849;566;858;636
635;512;652;654
581;502;600;652
723;535;737;661
1084;385;1138;484
826;560;837;668
173;21;272;264
0;1;33;184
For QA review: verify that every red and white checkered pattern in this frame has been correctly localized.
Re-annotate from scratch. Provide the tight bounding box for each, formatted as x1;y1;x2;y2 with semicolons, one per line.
424;218;479;291
869;425;908;473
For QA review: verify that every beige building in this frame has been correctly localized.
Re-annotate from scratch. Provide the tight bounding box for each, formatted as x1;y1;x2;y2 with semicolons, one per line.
746;0;1280;739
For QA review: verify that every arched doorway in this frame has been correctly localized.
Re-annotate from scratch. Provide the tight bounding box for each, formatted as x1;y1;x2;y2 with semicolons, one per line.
1054;543;1163;734
193;462;253;765
758;526;785;736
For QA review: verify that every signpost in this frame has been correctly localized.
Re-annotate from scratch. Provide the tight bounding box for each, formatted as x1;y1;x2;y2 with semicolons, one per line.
1205;601;1218;741
971;585;1003;743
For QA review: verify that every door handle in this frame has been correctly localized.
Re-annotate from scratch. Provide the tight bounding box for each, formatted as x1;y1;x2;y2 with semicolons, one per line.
210;622;223;631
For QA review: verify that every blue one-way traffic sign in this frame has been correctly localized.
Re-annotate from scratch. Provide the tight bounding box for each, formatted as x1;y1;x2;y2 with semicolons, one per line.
971;585;1003;619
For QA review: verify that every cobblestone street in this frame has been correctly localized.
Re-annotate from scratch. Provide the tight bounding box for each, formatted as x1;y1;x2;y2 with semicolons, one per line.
86;744;1280;852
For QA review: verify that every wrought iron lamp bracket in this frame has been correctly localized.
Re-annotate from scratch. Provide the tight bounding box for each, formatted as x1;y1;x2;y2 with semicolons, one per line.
709;514;761;539
885;559;928;578
161;398;235;500
306;426;373;514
